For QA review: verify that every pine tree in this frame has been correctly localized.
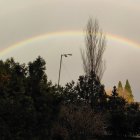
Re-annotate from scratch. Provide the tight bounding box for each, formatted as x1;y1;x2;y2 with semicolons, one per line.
112;86;118;97
125;80;132;93
117;81;123;97
124;80;134;102
118;81;123;91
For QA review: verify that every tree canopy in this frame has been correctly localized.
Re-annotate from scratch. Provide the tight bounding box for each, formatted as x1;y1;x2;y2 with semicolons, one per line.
0;57;139;140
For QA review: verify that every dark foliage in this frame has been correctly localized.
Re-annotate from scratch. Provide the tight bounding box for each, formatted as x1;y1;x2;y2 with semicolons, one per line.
106;87;140;137
0;57;61;140
0;57;139;140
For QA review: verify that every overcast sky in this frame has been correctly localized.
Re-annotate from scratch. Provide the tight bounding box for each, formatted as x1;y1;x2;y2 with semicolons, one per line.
0;0;140;101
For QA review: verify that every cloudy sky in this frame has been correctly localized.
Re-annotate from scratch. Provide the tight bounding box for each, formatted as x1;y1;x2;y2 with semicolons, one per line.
0;0;140;101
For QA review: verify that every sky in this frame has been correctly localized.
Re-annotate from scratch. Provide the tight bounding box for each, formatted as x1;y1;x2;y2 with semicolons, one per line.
0;0;140;101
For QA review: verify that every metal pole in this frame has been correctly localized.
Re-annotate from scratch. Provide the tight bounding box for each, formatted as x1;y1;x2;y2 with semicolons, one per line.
57;54;72;88
58;55;63;87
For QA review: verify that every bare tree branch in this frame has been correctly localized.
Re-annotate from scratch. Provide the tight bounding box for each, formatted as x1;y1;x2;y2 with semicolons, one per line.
81;18;106;80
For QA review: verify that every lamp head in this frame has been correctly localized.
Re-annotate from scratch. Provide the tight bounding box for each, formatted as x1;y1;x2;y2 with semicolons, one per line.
67;54;72;56
62;54;72;57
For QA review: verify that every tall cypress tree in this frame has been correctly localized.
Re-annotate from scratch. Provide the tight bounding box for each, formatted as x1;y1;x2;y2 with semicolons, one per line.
118;81;123;90
117;81;123;97
125;80;132;93
125;80;134;102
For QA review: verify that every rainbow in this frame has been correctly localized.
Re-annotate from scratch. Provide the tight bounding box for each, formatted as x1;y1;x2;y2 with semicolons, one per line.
0;30;140;57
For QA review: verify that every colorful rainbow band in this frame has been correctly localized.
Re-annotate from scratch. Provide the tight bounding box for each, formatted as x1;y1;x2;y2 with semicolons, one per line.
0;30;139;57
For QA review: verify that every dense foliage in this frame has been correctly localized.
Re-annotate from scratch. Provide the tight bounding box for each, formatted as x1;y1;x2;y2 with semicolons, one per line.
0;57;61;140
0;57;139;140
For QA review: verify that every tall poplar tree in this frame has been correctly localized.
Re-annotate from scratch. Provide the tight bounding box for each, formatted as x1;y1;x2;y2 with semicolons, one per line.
81;18;106;80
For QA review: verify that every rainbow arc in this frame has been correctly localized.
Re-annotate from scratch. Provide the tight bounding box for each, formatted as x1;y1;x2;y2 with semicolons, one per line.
0;30;139;57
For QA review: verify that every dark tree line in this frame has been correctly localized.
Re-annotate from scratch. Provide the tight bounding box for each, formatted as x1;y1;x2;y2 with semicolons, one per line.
0;57;139;140
0;57;62;140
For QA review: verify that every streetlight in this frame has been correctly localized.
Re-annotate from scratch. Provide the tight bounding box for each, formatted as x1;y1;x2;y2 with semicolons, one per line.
58;54;72;87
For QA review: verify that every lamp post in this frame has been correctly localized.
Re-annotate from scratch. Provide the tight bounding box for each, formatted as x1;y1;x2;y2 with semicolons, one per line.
58;54;72;87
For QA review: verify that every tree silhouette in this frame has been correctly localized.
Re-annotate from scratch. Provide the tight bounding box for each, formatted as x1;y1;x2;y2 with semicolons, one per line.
76;73;107;111
81;18;106;80
0;57;139;139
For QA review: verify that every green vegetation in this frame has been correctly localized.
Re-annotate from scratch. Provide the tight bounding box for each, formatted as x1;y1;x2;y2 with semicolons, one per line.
0;57;139;140
117;80;134;103
125;80;134;102
118;81;123;94
0;57;61;140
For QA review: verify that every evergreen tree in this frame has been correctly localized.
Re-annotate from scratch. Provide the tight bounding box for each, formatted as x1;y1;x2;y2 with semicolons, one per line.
118;81;123;91
76;72;107;111
112;86;118;97
117;81;123;97
124;80;134;102
125;80;132;94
